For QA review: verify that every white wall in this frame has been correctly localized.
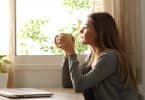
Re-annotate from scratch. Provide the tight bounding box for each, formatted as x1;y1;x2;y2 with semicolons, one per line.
15;65;62;88
14;55;86;88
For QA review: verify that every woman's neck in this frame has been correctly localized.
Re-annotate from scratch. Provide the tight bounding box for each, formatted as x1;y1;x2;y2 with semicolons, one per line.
89;46;103;68
89;46;101;57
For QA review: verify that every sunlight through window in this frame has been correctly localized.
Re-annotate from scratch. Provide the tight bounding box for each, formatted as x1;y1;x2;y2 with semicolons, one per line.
16;0;104;55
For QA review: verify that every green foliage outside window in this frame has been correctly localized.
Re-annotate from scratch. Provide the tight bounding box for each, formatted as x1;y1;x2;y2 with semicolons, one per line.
63;0;90;10
18;0;90;55
18;18;50;55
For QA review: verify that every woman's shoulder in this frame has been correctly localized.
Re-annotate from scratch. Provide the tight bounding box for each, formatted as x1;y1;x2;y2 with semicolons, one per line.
100;49;118;59
98;49;118;68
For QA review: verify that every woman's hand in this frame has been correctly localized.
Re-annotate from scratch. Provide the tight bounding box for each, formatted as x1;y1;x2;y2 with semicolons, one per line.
55;33;75;55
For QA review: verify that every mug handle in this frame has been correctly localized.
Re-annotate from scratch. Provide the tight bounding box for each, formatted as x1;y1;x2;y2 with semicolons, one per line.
54;35;59;47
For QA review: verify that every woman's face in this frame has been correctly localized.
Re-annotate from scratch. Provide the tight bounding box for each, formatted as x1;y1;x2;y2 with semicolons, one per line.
79;18;97;46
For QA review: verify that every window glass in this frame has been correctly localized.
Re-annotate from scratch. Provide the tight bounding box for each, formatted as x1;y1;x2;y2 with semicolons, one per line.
16;0;89;55
16;0;104;55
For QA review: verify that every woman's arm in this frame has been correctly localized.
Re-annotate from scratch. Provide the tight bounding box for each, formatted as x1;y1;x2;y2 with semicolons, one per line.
68;50;118;92
62;55;91;88
62;57;73;88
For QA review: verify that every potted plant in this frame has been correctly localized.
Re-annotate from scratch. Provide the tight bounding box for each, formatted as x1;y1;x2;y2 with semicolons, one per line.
0;55;12;88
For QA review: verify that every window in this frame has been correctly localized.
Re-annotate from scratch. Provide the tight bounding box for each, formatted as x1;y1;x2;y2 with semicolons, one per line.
16;0;104;55
0;0;104;67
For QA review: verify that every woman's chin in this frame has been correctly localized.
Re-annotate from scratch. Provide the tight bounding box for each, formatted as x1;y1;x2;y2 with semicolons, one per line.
80;39;87;44
81;41;87;45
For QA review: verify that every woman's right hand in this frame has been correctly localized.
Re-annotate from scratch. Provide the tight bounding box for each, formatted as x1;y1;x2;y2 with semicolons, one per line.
54;33;75;55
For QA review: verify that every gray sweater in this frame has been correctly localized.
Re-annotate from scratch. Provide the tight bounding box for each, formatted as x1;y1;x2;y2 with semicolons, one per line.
66;50;139;100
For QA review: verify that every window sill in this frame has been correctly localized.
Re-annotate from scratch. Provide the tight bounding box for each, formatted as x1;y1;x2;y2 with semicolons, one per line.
15;64;62;71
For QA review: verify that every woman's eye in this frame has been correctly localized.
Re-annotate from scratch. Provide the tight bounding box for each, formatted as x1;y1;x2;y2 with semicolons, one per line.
84;25;88;28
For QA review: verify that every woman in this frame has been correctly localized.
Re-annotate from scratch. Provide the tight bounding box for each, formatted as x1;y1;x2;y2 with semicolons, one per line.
55;12;139;100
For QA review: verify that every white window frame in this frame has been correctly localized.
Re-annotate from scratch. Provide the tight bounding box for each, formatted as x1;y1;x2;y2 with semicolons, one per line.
13;0;103;70
11;0;64;70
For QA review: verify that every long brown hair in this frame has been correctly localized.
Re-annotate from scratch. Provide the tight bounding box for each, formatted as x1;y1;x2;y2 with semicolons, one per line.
88;12;137;90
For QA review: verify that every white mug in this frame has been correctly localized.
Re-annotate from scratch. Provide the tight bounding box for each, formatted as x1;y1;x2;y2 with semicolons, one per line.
54;33;74;47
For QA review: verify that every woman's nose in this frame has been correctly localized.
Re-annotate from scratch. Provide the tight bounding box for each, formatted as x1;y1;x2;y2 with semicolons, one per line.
79;28;83;34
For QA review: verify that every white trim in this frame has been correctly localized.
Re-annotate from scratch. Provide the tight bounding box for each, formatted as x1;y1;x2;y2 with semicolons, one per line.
15;64;62;71
15;55;86;71
15;55;64;65
15;55;86;67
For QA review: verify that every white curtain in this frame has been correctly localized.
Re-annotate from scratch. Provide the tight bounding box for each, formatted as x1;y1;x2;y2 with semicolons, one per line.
103;0;142;84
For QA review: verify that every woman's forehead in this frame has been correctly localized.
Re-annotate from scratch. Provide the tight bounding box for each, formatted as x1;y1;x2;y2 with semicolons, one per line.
82;17;92;25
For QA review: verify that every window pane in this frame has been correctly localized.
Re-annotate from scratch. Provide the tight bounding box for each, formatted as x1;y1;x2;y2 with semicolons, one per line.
0;0;9;55
16;0;104;55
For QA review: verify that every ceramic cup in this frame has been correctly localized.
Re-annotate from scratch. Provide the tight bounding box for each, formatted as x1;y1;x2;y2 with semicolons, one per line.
54;33;74;47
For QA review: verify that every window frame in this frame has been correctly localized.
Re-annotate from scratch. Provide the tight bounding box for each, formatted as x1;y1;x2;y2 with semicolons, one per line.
14;0;66;68
13;0;103;69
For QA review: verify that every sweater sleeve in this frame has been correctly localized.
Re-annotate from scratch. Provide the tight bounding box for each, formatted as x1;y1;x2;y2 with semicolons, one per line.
62;56;91;88
68;50;118;92
62;57;73;88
